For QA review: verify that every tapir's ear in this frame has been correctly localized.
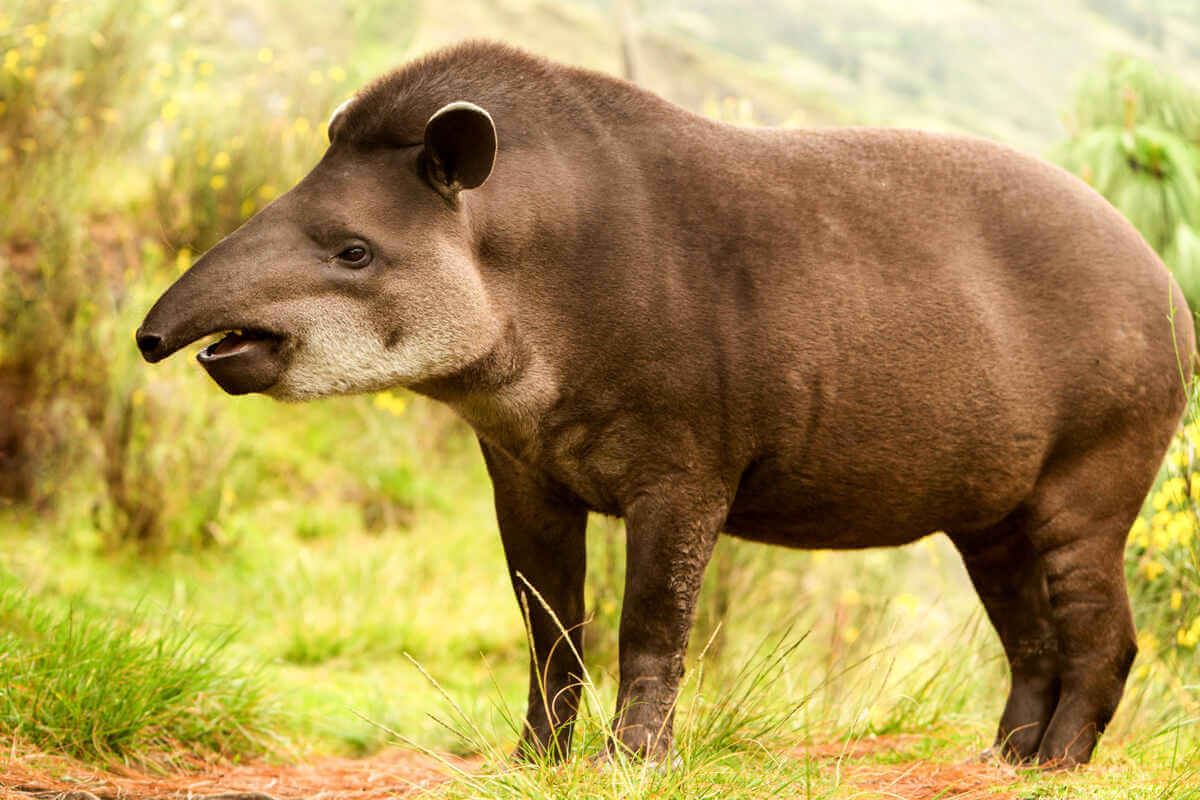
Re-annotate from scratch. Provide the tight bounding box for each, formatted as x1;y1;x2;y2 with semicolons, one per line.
422;101;497;196
327;96;355;143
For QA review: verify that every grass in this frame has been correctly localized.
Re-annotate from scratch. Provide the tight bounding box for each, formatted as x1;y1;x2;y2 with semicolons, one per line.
0;570;271;765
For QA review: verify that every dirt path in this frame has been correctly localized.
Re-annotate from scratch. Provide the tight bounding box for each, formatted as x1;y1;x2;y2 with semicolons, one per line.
797;736;1023;799
1;737;1022;800
0;748;474;800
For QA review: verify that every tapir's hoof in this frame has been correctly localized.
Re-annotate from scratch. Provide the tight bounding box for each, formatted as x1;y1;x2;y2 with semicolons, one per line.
972;747;998;764
590;746;682;771
970;747;1038;769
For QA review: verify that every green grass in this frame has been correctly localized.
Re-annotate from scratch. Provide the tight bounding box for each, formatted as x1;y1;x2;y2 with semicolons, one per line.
0;570;271;765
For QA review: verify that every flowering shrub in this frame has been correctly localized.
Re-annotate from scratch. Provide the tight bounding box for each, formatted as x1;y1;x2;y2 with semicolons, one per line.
1127;406;1200;664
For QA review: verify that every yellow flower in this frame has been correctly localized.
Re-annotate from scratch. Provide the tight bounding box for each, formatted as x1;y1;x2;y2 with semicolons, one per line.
328;65;347;82
842;626;860;644
71;70;83;86
21;65;34;80
839;589;861;606
176;248;192;273
1152;509;1172;530
1137;630;1159;651
1153;490;1169;511
240;197;255;218
0;146;12;164
212;151;231;170
210;174;227;190
1171;590;1183;611
373;391;408;417
257;47;273;64
31;32;46;49
161;101;181;121
1164;476;1188;506
922;536;941;567
1152;527;1171;551
292;117;311;135
3;50;17;72
1178;627;1199;648
197;61;214;76
894;593;920;615
1144;559;1165;580
156;61;174;77
1186;423;1200;441
1168;511;1195;547
1129;516;1149;541
257;184;277;201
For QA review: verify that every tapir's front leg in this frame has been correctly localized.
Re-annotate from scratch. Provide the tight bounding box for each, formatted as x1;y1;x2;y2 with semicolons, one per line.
612;486;727;760
479;440;588;762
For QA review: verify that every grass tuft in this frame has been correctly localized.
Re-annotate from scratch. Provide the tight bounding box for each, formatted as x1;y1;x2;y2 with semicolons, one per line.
0;571;272;765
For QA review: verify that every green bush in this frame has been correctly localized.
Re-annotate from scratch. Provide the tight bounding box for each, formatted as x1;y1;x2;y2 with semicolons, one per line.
1055;56;1200;315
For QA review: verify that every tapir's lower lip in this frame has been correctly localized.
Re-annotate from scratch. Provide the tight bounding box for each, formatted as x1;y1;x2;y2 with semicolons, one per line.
196;329;286;395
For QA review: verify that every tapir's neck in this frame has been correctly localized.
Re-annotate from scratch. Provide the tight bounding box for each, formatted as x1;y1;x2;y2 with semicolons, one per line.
409;320;557;457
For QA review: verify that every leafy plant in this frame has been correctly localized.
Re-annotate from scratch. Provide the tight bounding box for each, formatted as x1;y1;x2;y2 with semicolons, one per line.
1055;56;1200;313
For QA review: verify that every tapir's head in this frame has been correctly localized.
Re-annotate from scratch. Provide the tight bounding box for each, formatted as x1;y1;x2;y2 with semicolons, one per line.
136;99;500;400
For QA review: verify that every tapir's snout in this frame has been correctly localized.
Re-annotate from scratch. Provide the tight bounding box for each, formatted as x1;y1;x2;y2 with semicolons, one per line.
136;224;295;395
134;328;168;362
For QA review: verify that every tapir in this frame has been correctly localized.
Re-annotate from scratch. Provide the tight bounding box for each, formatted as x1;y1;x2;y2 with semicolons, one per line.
136;41;1194;768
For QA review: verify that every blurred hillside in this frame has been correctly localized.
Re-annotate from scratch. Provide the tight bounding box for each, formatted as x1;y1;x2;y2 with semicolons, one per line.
120;0;1200;150
565;0;1200;149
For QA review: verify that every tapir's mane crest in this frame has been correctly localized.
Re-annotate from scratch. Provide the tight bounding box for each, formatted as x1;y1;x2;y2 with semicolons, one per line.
333;40;660;148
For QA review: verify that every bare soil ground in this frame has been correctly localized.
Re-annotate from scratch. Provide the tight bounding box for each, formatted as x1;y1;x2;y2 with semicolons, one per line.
0;748;474;800
1;736;1021;800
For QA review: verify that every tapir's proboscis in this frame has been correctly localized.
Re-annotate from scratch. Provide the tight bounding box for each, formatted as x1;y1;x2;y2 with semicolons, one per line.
137;42;1195;769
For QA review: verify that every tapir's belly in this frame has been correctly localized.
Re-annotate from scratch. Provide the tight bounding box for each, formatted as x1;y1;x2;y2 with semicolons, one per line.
719;428;1044;549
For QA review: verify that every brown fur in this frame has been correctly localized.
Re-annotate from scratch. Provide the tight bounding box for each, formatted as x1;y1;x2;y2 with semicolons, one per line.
138;41;1194;767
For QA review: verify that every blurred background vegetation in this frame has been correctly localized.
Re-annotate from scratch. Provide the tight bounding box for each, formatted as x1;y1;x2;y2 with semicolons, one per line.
0;0;1199;782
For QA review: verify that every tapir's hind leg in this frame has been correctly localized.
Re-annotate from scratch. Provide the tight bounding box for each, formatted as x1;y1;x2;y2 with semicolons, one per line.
952;523;1061;763
1025;501;1137;768
959;431;1162;769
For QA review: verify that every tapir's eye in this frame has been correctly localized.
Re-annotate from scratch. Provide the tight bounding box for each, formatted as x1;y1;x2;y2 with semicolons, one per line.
335;244;371;268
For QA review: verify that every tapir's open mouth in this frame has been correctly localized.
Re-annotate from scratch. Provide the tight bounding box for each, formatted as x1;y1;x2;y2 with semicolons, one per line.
196;328;286;395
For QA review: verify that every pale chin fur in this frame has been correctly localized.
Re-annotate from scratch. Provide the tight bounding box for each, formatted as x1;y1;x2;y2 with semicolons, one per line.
264;301;498;402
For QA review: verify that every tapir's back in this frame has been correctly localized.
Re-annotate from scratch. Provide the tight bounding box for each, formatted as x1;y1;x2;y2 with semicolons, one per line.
660;125;1196;546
